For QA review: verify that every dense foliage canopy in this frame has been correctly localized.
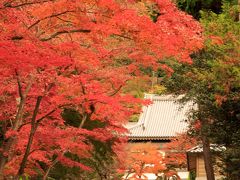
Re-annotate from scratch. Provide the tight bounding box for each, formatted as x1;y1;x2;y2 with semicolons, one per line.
163;2;240;179
0;0;203;179
175;0;237;19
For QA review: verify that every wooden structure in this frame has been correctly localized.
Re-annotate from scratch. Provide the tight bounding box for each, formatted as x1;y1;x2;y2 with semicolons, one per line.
125;94;193;180
187;145;225;180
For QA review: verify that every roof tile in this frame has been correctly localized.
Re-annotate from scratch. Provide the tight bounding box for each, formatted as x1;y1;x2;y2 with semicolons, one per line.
128;94;194;140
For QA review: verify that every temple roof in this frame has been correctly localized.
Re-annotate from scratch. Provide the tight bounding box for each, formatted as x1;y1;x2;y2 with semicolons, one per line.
128;94;195;140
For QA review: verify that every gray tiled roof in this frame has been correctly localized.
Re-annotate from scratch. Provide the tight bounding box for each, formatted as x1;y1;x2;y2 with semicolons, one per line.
187;144;226;153
128;94;194;140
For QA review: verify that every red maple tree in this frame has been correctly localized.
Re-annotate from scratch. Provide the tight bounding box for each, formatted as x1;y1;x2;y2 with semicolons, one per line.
0;0;203;178
124;143;166;179
124;143;181;180
163;133;198;169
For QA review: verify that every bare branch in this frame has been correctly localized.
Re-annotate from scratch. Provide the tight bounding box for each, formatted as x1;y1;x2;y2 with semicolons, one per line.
45;82;55;94
40;29;91;41
43;158;59;180
15;69;23;99
79;80;86;95
28;10;75;29
13;74;35;130
36;108;57;124
18;121;31;131
56;16;73;24
108;85;123;97
32;96;42;129
3;0;55;9
112;33;133;40
79;113;87;128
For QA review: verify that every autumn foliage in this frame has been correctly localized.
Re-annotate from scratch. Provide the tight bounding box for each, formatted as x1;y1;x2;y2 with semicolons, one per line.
124;142;182;180
123;135;197;179
163;133;197;169
125;143;165;178
0;0;202;178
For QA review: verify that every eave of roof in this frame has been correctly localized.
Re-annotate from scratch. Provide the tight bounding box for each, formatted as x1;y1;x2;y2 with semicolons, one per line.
187;144;226;153
129;136;175;141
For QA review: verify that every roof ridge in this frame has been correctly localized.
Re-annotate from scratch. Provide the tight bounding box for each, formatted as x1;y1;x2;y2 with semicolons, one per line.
128;122;144;130
144;94;185;101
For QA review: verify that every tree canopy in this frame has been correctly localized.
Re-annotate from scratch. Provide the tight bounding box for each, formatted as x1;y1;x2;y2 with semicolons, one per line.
163;2;240;179
0;0;203;179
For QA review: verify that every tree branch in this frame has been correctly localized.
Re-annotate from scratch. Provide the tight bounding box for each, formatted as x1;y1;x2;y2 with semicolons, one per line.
79;113;87;128
3;0;55;9
28;10;75;29
15;69;23;100
17;121;31;131
56;16;73;24
17;96;43;177
43;158;59;180
112;34;133;40
108;85;123;97
36;108;57;124
13;74;34;130
40;29;91;41
80;80;86;95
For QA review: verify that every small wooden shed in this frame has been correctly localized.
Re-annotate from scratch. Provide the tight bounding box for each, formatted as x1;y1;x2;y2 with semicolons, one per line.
187;144;225;180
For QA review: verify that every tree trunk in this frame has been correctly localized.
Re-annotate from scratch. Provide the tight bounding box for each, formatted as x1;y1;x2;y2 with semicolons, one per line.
0;98;26;176
202;135;215;180
43;158;59;180
0;74;34;176
0;163;5;180
79;113;87;128
16;127;36;178
16;96;42;179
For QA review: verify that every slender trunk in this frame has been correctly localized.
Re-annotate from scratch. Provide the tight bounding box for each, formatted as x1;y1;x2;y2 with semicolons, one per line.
202;135;215;180
16;128;36;178
43;151;66;180
16;96;42;178
13;73;34;130
124;171;131;180
0;74;34;176
79;113;87;128
43;159;58;180
42;166;52;180
13;98;26;130
0;98;26;176
0;162;5;180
